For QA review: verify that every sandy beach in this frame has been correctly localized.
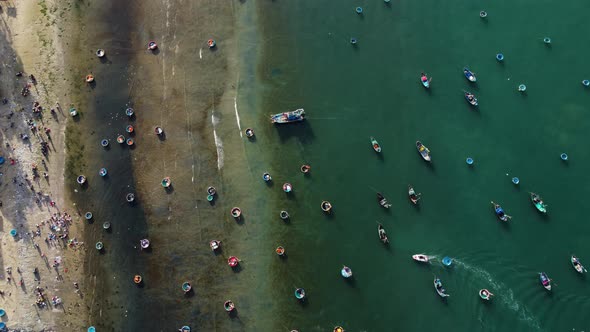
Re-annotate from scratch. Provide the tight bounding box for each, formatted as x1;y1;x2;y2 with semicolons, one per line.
0;0;88;330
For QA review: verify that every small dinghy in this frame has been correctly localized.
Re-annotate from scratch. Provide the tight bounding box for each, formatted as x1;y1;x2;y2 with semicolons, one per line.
539;272;551;291
228;256;240;267
465;91;478;106
530;192;547;213
85;212;93;220
126;138;134;146
85;74;95;83
102;222;111;230
101;139;109;147
95;242;104;250
321;201;333;213
207;186;216;196
245;128;254;138
412;254;429;263
283;183;293;193
140;239;150;249
571;255;587;274
210;240;221;251
370;136;382;153
300;164;311;173
416;141;431;162
491;201;511;222
99;168;108;177
231;207;242;218
161;177;172;188
126;193;135;203
341;266;353;278
276;246;285;256
262;172;272;182
333;327;345;332
408;185;421;204
133;275;142;284
377;223;389;244
208;39;216;48
377;193;392;209
77;175;87;185
69;107;78;116
125;107;134;117
96;49;105;58
479;289;494;300
154;127;164;135
125;125;134;133
434;277;450;298
148;41;158;50
463;67;477;82
224;300;235;312
117;135;125;144
420;72;431;88
294;288;306;300
182;281;192;293
442;256;453;267
280;210;289;220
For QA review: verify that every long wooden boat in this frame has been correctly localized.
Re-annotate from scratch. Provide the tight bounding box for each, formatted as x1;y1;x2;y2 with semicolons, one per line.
370;136;381;153
377;193;392;208
530;192;547;213
271;108;305;124
416;141;431;162
571;255;587;274
539;272;551;291
408;185;421;204
420;72;431;88
434;277;450;298
412;254;429;263
463;67;477;82
377;223;389;244
465;91;478;106
491;201;511;222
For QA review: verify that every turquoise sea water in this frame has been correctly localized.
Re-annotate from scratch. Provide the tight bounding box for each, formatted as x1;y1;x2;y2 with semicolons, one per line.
251;0;590;331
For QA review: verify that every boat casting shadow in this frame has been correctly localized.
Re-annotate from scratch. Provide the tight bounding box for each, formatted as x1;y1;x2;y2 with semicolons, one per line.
274;120;315;145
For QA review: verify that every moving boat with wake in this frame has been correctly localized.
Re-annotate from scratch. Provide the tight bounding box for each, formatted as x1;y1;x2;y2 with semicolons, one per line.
412;254;429;263
479;289;494;301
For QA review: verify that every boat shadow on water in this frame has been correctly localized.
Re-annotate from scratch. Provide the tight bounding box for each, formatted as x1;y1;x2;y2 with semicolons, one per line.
231;264;243;273
164;185;174;194
273;120;315;145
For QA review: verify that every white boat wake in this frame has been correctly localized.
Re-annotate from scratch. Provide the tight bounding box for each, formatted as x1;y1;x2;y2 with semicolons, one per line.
211;112;224;170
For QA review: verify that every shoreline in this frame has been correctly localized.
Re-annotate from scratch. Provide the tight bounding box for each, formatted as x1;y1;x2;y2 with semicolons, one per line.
0;0;89;330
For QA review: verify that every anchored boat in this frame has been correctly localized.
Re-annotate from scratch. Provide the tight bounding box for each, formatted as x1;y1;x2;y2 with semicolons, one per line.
294;288;306;300
182;281;192;293
276;246;285;256
224;300;235;312
463;67;477;82
434;277;450;298
228;256;240;267
133;275;142;284
571;255;587;274
126;193;135;203
210;240;221;251
208;39;216;48
420;72;431;88
96;49;105;58
154;126;163;135
161;177;172;188
77;175;87;185
125;108;134;117
283;183;293;193
491;201;511;221
465;91;478;106
140;239;150;249
377;193;392;209
321;201;332;213
377;223;389;244
148;41;158;50
231;207;242;218
341;266;353;278
370;136;382;153
416;141;431;162
262;172;272;182
530;192;547;213
408;185;421;204
271;108;305;124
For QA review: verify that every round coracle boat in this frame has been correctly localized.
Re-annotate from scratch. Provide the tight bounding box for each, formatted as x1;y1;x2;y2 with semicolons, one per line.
140;239;150;249
133;275;142;284
85;74;94;83
210;240;221;251
231;207;241;218
321;201;332;212
224;300;235;312
276;246;285;256
228;256;240;267
148;41;158;50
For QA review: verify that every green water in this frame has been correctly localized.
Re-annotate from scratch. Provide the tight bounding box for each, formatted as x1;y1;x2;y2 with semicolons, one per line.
249;0;590;331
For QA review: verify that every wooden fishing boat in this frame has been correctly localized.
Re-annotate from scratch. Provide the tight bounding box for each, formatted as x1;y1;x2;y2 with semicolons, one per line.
539;272;551;291
408;185;421;204
182;281;192;293
463;67;477;82
228;256;240;267
377;223;389;244
491;201;511;222
465;91;478;106
210;240;221;251
271;108;305;124
479;289;494;300
341;266;353;278
321;201;333;213
571;255;587;274
420;72;431;88
412;254;429;263
530;192;547;213
294;288;306;300
370;136;382;153
434;277;450;298
416;141;431;162
377;193;392;209
224;300;235;312
133;275;142;284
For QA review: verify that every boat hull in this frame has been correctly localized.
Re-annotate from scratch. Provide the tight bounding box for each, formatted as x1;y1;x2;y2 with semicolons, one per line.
271;108;305;124
416;141;431;162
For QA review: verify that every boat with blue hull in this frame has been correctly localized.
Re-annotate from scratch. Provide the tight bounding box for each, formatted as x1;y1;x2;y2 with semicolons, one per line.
271;108;305;124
